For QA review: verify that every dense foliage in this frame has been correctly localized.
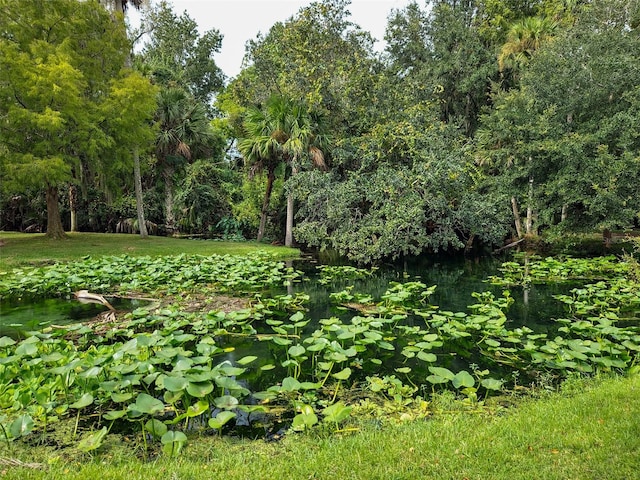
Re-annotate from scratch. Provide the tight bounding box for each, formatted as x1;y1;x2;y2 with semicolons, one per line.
1;0;639;262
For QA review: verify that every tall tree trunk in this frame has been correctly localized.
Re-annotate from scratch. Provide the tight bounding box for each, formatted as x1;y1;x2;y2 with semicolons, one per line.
69;184;78;232
46;185;66;239
525;174;534;235
163;163;175;234
511;196;523;238
133;147;148;238
285;166;298;247
561;204;568;222
257;168;276;242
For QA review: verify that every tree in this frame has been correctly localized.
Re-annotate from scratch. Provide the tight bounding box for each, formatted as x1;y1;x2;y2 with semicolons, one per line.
498;16;557;74
238;95;327;245
154;87;214;232
139;0;225;109
0;0;152;239
101;0;151;237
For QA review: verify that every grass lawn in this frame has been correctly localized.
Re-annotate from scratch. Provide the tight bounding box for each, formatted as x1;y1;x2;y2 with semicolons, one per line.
0;232;300;269
0;373;638;479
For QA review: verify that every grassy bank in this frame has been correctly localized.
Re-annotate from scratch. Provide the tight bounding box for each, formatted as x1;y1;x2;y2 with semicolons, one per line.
0;232;299;269
0;373;638;479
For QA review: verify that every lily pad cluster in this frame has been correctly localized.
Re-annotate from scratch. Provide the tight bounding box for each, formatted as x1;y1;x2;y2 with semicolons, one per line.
0;253;639;452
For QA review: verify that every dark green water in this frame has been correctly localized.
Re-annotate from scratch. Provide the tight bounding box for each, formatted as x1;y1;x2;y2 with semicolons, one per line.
291;255;570;328
0;297;148;337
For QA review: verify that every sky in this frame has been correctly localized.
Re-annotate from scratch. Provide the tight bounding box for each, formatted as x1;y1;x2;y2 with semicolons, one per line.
132;0;412;79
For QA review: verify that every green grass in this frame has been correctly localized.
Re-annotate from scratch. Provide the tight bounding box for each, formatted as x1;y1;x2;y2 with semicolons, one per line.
1;374;638;479
0;232;300;269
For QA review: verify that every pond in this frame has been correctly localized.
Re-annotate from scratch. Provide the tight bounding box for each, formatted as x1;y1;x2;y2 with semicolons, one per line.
0;251;637;444
0;296;151;338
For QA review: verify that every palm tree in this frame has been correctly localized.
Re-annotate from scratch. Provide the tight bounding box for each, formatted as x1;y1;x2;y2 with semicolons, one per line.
238;95;327;245
155;87;213;232
498;16;557;73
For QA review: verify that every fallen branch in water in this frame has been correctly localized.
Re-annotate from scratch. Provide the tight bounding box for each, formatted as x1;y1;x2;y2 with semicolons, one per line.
74;290;115;311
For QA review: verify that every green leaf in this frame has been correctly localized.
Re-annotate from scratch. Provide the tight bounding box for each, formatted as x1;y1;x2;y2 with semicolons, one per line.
163;376;189;392
260;364;276;371
236;355;258;365
70;393;94;409
9;414;34;438
161;430;188;457
395;367;412;374
481;378;504;391
0;336;16;347
323;402;353;425
77;427;108;453
186;381;214;398
129;393;165;415
186;400;209;418
288;345;306;357
417;351;437;362
208;411;236;430
428;367;455;380
214;395;239;410
332;367;352;380
452;371;475;389
281;377;302;392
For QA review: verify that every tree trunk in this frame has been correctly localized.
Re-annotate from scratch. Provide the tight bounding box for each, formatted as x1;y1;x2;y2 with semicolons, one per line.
133;147;148;238
525;175;534;235
561;204;568;222
285;166;298;247
511;196;523;238
45;185;67;239
163;163;175;234
257;168;276;242
69;184;78;232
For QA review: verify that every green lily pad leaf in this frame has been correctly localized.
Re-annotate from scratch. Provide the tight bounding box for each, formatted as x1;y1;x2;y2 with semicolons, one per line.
260;364;276;371
323;402;352;424
281;376;302;392
70;393;94;409
145;419;169;439
214;395;239;410
428;367;455;380
186;400;209;418
10;414;34;438
288;345;306;357
130;393;165;415
395;367;412;374
161;430;188;457
377;341;395;351
79;366;102;379
481;378;504;391
452;371;475;389
163;376;189;392
164;390;183;404
208;411;236;430
103;410;127;421
186;381;214;398
272;337;293;346
292;404;318;432
290;311;304;322
332;367;352;380
111;392;133;403
15;342;38;357
78;427;108;453
370;358;382;365
236;355;258;365
417;351;437;362
0;336;16;347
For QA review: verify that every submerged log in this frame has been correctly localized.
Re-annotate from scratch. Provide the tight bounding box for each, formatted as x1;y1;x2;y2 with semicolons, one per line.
74;290;116;311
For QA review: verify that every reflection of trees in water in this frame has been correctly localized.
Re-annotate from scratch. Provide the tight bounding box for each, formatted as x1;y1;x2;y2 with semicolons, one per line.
287;255;569;330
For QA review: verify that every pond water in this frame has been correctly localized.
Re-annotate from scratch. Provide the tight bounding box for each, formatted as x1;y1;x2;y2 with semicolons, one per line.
0;297;149;338
291;255;570;328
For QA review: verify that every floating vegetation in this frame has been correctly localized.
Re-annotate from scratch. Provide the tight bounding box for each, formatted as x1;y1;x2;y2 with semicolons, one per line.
0;252;638;454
